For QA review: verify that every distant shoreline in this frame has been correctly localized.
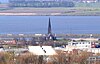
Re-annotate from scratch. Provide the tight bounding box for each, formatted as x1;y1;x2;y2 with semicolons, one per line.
0;7;100;16
0;12;100;16
0;34;100;38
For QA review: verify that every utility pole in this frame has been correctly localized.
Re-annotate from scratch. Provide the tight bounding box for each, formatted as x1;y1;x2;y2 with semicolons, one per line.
90;34;92;48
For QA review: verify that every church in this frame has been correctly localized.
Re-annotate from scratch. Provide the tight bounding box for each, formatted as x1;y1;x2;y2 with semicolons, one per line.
45;18;56;41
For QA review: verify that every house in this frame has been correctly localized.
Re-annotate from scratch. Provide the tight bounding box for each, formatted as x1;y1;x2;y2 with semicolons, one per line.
67;41;92;49
0;38;16;45
65;41;100;54
87;56;100;64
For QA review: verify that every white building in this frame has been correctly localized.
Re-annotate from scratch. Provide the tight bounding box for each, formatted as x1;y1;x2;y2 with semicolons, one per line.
68;41;92;49
65;41;100;54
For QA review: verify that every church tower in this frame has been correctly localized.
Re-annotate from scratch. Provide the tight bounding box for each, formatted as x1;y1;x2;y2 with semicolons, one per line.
48;18;51;34
46;18;56;40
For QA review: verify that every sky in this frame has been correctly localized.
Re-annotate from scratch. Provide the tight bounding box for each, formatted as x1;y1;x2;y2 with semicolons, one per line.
0;0;8;3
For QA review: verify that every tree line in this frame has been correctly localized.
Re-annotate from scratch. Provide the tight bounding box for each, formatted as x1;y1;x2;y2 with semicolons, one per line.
9;1;75;7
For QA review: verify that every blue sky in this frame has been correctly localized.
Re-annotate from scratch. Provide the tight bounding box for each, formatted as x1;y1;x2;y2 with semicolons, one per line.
0;0;8;3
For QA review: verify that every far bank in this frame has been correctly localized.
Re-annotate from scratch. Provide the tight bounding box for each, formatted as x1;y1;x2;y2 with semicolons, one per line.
0;7;100;16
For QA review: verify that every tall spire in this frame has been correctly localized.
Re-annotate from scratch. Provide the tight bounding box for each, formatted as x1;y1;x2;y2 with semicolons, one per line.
46;18;56;40
48;18;51;34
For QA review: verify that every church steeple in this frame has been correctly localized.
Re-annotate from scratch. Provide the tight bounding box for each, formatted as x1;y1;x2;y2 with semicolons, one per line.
48;18;52;34
46;18;56;40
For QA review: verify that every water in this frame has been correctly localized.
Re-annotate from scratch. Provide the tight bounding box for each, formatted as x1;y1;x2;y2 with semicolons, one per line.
0;16;100;34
